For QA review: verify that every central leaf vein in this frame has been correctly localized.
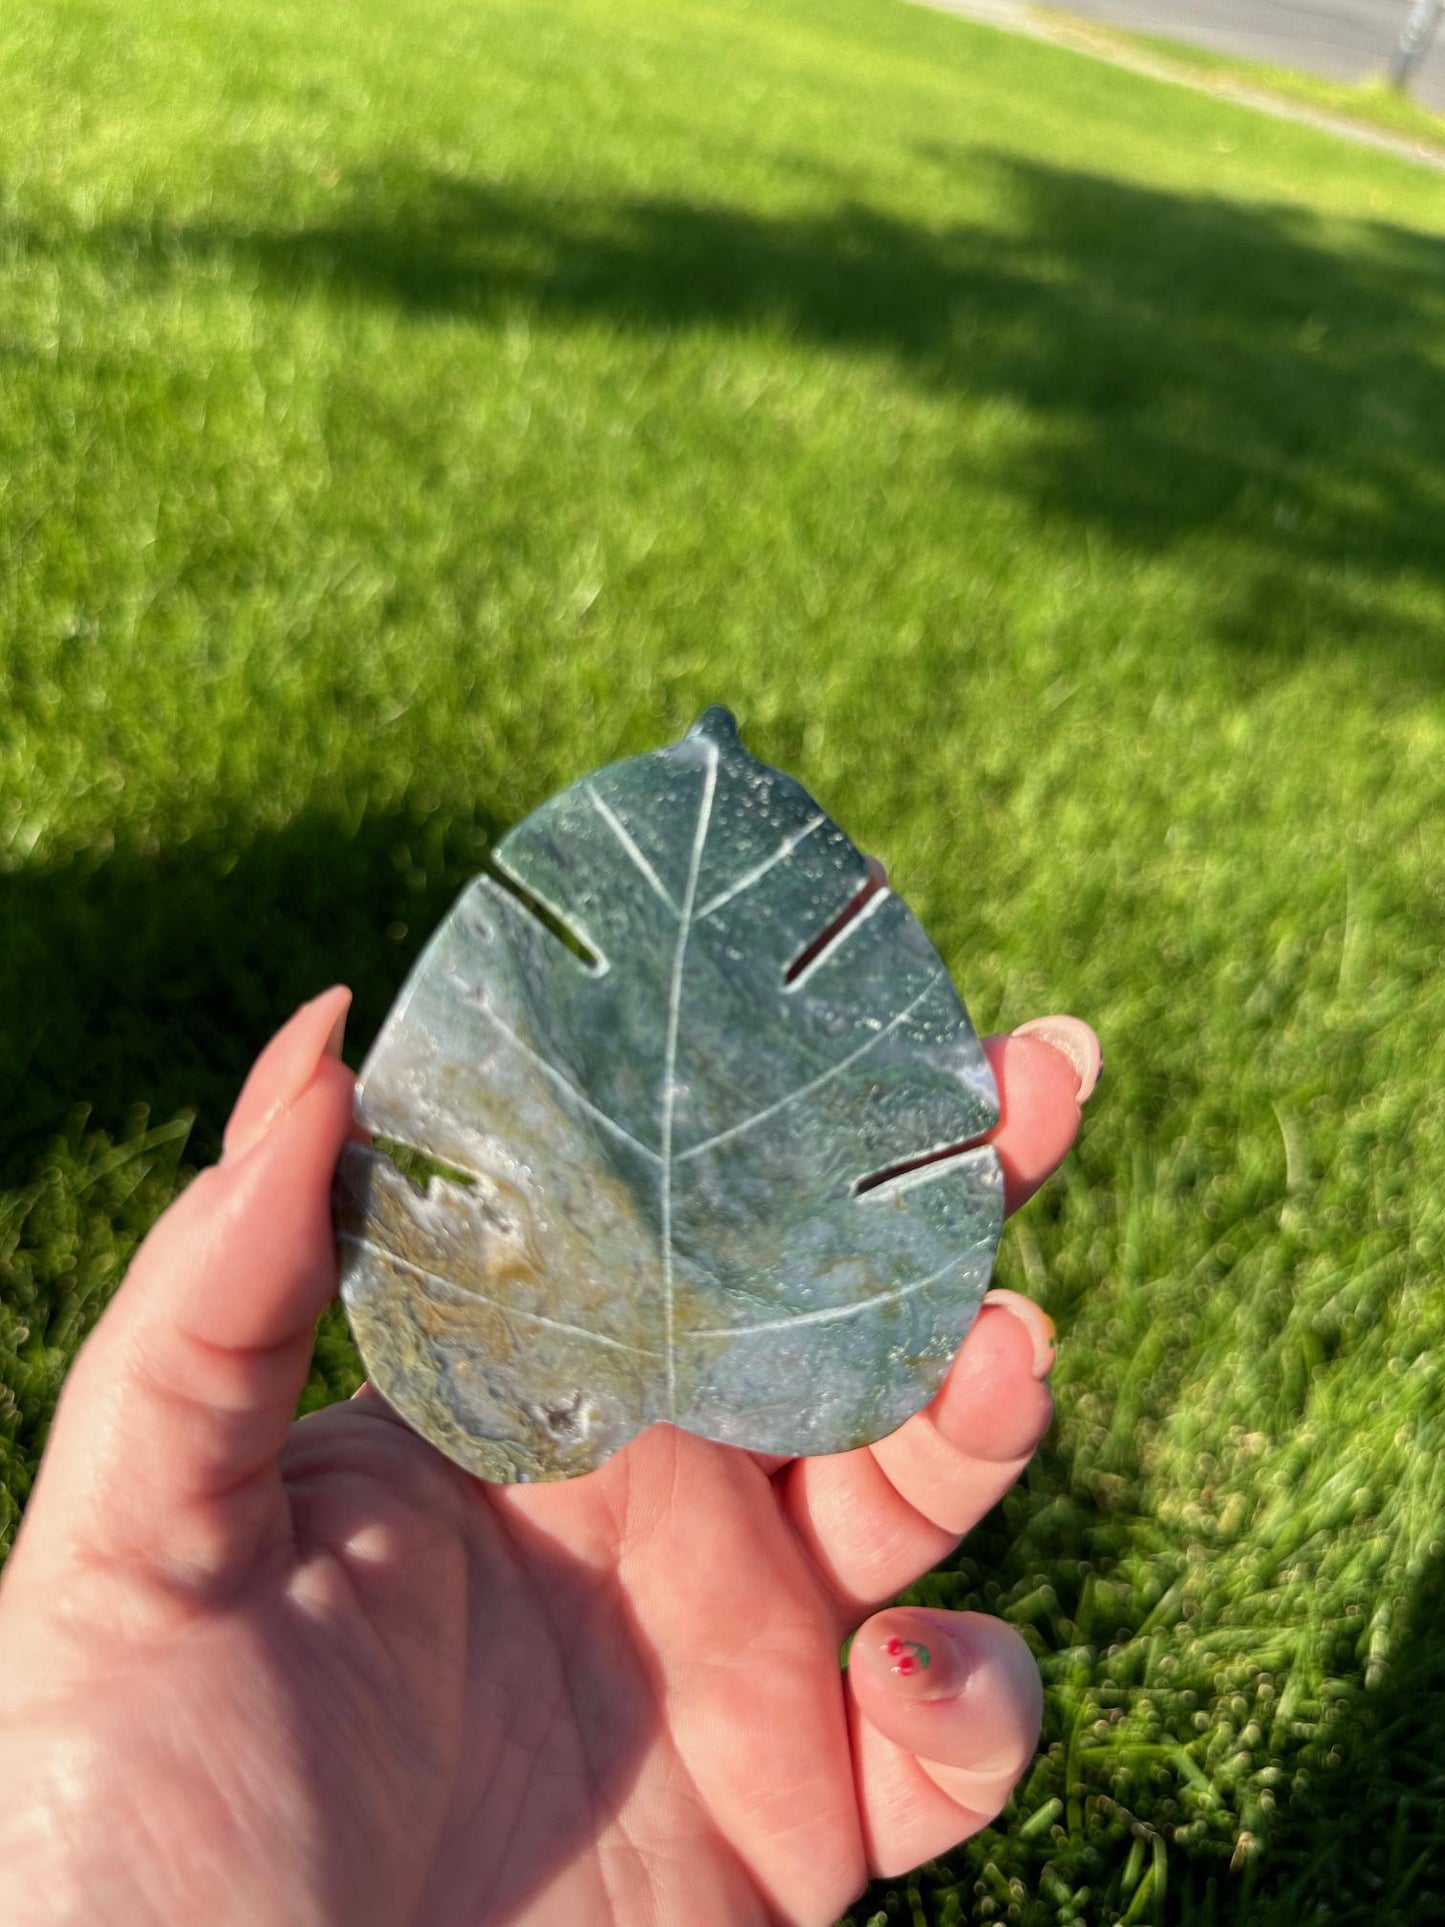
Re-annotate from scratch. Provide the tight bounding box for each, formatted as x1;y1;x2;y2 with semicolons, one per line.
660;740;719;1419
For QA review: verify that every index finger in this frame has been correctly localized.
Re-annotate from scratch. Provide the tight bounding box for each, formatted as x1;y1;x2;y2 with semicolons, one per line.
984;1015;1103;1213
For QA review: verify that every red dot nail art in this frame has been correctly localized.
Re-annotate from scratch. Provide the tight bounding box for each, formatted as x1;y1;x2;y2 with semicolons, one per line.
882;1633;931;1678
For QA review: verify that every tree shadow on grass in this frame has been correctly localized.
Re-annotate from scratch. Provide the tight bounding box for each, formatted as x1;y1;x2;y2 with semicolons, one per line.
0;803;506;1542
20;148;1445;678
1218;1540;1445;1924
0;802;505;1183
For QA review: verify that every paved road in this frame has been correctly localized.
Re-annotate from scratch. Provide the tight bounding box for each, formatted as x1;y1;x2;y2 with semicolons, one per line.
920;0;1445;162
1057;0;1445;111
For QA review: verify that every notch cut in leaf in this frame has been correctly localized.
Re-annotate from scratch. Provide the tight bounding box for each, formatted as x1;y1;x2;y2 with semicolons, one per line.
373;1137;479;1195
784;864;889;988
482;858;603;972
334;706;1003;1482
852;1137;993;1198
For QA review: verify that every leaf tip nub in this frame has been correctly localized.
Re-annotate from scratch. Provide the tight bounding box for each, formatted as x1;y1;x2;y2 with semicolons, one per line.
688;705;741;749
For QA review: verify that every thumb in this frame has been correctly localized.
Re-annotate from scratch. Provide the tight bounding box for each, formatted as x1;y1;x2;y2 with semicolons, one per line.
847;1606;1044;1877
11;990;357;1602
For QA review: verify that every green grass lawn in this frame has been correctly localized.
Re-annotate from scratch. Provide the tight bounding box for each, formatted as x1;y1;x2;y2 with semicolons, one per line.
3;0;1444;1919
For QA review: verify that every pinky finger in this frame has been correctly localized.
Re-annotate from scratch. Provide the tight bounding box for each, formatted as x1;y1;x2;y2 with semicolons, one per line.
847;1607;1042;1877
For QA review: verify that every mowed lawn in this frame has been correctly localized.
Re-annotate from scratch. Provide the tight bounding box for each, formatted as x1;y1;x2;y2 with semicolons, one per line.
2;0;1444;1919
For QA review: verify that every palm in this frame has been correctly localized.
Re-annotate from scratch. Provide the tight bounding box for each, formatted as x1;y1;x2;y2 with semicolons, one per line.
275;1408;853;1924
0;992;1095;1925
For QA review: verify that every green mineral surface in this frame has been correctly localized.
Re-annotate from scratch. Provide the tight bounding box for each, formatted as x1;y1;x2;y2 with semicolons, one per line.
335;710;1002;1478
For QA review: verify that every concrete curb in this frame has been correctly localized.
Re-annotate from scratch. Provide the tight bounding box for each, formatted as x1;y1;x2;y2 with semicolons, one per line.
911;0;1445;173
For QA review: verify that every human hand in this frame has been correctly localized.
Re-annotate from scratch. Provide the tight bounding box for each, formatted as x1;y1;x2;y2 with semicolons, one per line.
0;986;1099;1925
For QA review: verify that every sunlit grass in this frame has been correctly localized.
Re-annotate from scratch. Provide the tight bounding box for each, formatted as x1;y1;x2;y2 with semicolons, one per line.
2;0;1444;1919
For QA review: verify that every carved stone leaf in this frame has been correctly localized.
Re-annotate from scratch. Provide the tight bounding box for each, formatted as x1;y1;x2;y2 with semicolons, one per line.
334;707;1004;1481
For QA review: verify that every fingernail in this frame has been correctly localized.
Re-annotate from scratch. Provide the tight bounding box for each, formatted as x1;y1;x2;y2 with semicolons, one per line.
222;986;352;1163
981;1287;1057;1378
1010;1015;1103;1106
323;999;349;1063
856;1610;971;1702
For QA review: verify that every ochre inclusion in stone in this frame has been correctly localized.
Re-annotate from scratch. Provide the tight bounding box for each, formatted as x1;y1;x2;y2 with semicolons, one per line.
333;707;1003;1481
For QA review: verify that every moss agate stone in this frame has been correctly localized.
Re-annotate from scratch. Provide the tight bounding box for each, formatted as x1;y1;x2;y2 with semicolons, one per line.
334;708;1003;1481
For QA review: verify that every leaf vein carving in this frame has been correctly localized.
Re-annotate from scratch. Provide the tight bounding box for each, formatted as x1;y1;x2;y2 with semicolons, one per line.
697;812;827;921
675;972;943;1162
465;992;663;1164
588;786;681;916
685;1249;968;1339
340;1234;660;1357
660;741;719;1420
